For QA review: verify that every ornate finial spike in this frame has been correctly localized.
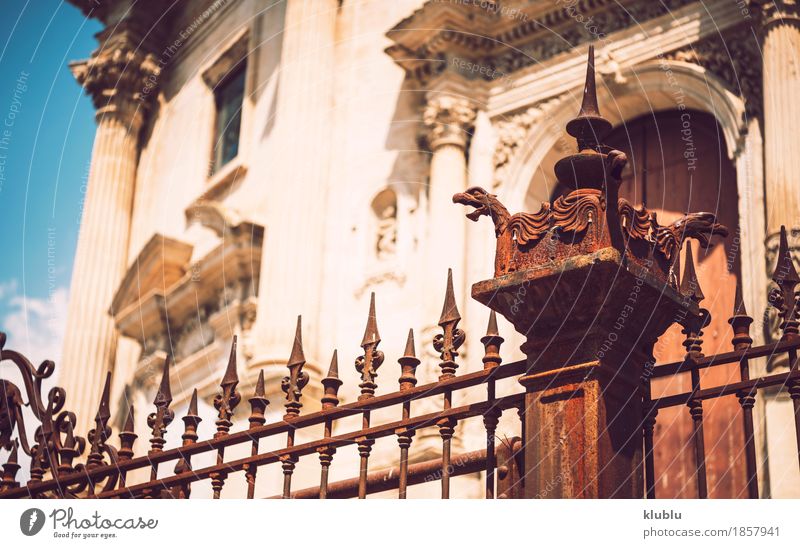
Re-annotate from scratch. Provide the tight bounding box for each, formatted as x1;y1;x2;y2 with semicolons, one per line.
188;389;199;417
733;277;748;317
221;336;239;388
326;349;340;379
680;244;705;302
398;329;420;390
95;371;112;423
282;317;309;417
360;293;381;347
772;226;800;284
254;369;266;397
249;370;270;426
578;45;600;118
486;310;500;337
122;404;135;433
403;328;416;358
438;269;461;326
154;355;173;407
288;315;305;367
321;350;344;409
7;440;18;464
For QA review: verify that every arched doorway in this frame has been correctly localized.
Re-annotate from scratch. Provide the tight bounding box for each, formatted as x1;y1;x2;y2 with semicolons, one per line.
604;110;744;498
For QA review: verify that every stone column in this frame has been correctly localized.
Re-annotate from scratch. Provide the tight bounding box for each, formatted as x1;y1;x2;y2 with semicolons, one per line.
762;2;800;254
422;94;476;306
758;1;800;497
60;33;158;434
252;0;337;372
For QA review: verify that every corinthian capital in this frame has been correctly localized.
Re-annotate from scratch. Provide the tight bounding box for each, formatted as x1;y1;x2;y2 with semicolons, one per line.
753;0;800;27
70;29;160;128
423;94;477;150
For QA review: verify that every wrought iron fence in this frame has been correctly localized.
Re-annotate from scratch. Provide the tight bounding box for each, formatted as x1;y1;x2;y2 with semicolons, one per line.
0;271;530;499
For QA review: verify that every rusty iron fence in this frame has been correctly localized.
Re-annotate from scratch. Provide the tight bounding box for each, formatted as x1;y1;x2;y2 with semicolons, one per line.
2;47;800;499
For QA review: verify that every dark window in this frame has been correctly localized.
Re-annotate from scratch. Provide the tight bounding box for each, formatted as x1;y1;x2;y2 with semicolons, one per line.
212;67;245;174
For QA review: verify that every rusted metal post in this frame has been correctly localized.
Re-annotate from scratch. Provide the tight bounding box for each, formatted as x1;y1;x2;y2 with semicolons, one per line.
730;279;758;498
355;293;384;499
396;329;419;499
481;311;504;499
456;47;726;498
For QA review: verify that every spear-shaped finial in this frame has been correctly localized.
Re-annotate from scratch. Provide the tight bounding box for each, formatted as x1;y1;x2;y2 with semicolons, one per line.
148;355;175;452
361;292;381;347
321;350;344;409
356;294;384;399
398;329;420;391
435;269;465;380
95;371;112;425
215;337;242;437
282;316;309;418
288;315;305;368
578;44;600;118
221;336;240;389
772;226;800;285
481;310;505;369
87;371;113;468
248;370;270;427
680;244;705;303
733;276;748;318
565;45;612;148
181;389;202;445
438;268;461;326
154;356;173;409
729;277;753;352
770;226;800;339
118;405;137;460
0;440;21;489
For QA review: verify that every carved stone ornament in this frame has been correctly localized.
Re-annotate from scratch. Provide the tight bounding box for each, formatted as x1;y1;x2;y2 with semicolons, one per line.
492;95;568;188
70;29;161;126
664;22;763;119
423;95;477;150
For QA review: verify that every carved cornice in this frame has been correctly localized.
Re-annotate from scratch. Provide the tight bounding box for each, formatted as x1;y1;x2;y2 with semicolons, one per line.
664;23;763;119
423;94;477;150
386;0;698;83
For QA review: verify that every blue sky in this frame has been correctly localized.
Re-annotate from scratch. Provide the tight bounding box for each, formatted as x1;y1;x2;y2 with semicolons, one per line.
0;1;100;365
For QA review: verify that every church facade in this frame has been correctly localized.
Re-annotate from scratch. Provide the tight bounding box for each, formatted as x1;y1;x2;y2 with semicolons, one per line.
61;0;800;497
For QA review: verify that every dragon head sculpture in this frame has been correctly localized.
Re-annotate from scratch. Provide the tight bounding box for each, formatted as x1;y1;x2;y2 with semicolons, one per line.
452;187;511;237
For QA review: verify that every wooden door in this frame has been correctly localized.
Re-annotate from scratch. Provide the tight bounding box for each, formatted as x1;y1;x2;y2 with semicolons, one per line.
606;110;744;498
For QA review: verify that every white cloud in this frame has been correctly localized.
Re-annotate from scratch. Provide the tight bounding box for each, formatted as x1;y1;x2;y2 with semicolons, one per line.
1;280;68;369
0;279;18;300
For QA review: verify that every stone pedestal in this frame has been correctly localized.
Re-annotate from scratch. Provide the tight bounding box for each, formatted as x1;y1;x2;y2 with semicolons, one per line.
473;249;688;498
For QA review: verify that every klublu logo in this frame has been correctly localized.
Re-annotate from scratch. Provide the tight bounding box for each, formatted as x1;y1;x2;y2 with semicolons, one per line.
20;508;45;536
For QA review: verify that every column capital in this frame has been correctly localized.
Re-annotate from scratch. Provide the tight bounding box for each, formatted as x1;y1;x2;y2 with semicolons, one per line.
70;26;160;129
753;0;800;30
422;94;477;151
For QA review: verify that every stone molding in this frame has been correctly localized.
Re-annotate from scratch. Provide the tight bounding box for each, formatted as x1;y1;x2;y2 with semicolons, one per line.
386;0;698;84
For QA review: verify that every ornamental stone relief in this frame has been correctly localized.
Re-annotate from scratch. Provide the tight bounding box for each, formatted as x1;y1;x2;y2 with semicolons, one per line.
492;94;569;188
664;23;764;119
